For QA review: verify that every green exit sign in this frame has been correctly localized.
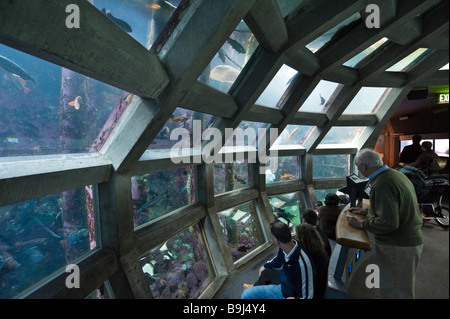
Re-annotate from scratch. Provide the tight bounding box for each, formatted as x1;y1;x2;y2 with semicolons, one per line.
438;93;449;103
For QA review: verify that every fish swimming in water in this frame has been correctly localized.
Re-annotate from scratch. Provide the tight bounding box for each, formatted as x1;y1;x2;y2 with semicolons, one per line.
0;55;35;84
280;173;295;180
138;196;163;213
286;127;298;141
169;116;189;124
68;96;83;110
101;9;132;33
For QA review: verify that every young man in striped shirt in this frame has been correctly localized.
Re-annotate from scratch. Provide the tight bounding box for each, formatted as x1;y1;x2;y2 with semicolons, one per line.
241;221;316;299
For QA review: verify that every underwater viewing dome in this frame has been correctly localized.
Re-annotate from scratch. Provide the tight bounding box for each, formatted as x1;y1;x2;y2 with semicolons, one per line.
0;0;448;301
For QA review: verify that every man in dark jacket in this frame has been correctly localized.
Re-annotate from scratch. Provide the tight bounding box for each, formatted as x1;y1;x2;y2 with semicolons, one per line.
400;135;423;164
241;221;315;299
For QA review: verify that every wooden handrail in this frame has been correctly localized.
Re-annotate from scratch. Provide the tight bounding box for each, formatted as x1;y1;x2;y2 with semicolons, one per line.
335;201;372;251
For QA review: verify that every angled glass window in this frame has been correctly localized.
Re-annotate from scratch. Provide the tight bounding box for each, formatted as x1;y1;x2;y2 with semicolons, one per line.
265;156;299;183
439;63;449;70
306;13;361;53
131;166;195;226
217;201;265;262
199;21;258;93
320;126;364;145
256;64;298;108
343;37;389;68
214;161;252;195
91;0;177;49
386;48;432;72
343;87;390;114
269;192;304;230
0;44;126;157
139;223;216;299
298;80;342;112
148;107;214;151
313;154;351;178
271;125;313;147
0;186;95;298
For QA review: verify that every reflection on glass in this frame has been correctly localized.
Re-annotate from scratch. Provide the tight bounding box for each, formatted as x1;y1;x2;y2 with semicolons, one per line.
0;186;94;298
90;0;177;49
265;156;299;183
313;154;351;178
0;44;125;157
272;125;312;147
343;37;389;68
199;21;257;93
386;48;432;72
139;224;216;299
320;126;364;145
343;87;389;114
148;107;214;150
298;80;341;112
214;161;252;195
218;202;265;261
269;192;303;230
256;64;298;108
132;166;195;226
306;13;361;53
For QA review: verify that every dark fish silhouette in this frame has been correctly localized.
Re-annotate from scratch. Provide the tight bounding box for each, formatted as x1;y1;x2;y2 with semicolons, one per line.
101;8;132;33
0;55;35;84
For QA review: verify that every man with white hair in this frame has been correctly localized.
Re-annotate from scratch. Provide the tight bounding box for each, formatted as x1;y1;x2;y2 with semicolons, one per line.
346;148;423;299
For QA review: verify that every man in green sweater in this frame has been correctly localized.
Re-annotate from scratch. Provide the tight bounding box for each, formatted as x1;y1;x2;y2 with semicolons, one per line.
346;148;423;299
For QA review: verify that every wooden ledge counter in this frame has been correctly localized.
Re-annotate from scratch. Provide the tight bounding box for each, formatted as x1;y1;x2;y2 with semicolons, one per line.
335;201;372;251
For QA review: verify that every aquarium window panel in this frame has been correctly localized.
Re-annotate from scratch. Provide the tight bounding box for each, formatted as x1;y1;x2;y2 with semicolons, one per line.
265;156;299;183
132;166;195;226
386;48;432;72
0;186;95;298
269;192;303;230
306;13;361;53
343;37;389;68
0;43;127;157
298;80;342;112
320;126;364;146
147;107;214;151
213;161;252;195
90;0;178;49
256;64;298;108
217;201;265;262
343;87;390;114
313;154;351;179
199;21;258;93
138;223;216;298
272;125;313;147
